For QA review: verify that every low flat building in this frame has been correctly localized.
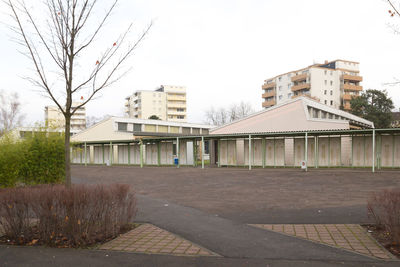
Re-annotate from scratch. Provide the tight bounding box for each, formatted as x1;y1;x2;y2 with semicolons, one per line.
212;97;373;135
71;116;213;143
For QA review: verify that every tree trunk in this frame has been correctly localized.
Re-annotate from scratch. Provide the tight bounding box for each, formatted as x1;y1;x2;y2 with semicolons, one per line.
65;115;71;187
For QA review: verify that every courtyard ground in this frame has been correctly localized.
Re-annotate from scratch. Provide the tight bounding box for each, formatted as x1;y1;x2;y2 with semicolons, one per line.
1;165;400;266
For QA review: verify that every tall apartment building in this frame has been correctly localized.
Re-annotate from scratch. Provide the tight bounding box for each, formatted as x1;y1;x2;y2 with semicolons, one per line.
125;85;187;122
44;102;86;135
261;59;363;111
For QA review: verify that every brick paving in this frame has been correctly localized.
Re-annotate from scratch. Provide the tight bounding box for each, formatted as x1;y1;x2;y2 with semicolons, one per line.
100;223;218;256
251;224;394;259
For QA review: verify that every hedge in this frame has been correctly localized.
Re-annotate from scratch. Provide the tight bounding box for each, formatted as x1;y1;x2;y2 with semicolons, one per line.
0;132;65;187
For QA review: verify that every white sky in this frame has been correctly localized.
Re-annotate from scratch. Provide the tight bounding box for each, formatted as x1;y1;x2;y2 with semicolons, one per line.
1;0;400;125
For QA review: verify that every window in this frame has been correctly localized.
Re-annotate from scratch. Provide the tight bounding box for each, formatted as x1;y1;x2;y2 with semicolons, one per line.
278;77;282;81
330;100;333;105
118;122;128;131
182;127;191;134
324;100;327;105
133;123;142;131
321;111;327;118
324;80;327;85
330;90;333;95
173;143;177;155
329;113;333;119
288;93;292;98
177;108;185;112
312;109;319;118
330;81;333;86
288;83;291;89
330;71;333;75
204;140;209;154
177;115;185;119
324;90;327;95
279;95;283;100
278;86;282;91
324;70;327;75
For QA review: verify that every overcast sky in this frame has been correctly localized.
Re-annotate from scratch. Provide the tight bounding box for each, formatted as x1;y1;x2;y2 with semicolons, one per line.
1;0;400;125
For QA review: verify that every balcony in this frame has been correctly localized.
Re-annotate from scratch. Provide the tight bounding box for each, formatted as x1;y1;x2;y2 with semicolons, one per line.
262;100;276;108
342;84;363;91
167;94;186;101
291;73;308;82
167;110;186;115
343;102;351;111
262;91;275;98
167;102;186;108
342;94;353;101
262;82;276;90
291;83;311;92
342;74;363;82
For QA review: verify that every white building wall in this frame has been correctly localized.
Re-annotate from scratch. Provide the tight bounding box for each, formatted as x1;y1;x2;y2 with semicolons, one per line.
275;74;293;104
309;68;341;109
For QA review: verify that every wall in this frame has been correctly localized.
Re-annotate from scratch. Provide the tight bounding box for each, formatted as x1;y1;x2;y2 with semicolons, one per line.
72;133;400;170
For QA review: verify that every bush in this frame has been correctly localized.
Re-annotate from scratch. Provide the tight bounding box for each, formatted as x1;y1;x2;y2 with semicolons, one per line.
0;184;136;247
367;189;400;245
0;132;64;187
0;136;23;187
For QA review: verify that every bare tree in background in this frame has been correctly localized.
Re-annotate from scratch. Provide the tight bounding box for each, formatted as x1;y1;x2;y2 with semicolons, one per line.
205;101;254;126
6;0;151;186
0;90;25;135
86;115;111;128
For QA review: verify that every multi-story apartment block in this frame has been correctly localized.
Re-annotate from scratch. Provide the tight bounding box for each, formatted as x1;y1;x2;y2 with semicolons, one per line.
125;85;187;122
45;102;86;135
261;59;363;111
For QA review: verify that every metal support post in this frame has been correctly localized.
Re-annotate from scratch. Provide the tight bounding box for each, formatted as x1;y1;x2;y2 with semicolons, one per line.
328;136;330;168
249;135;252;170
305;132;308;171
217;139;220;168
102;144;105;165
273;137;276;168
201;136;205;169
128;143;131;165
176;137;180;168
110;142;113;166
193;139;197;167
157;142;161;166
372;130;375;173
262;138;266;168
84;142;87;166
140;140;143;168
314;136;317;168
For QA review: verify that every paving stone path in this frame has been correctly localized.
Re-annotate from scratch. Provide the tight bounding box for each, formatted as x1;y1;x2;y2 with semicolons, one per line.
100;223;218;257
251;224;394;260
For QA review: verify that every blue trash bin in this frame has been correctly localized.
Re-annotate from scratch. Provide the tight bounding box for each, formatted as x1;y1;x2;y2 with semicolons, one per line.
174;157;179;165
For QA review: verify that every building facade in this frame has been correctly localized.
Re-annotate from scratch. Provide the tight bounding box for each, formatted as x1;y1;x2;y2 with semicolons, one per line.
45;102;86;135
262;59;362;111
125;85;187;122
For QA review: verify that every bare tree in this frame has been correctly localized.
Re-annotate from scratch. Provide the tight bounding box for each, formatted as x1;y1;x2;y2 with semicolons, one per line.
205;101;254;126
6;0;151;186
0;90;25;135
86;114;110;128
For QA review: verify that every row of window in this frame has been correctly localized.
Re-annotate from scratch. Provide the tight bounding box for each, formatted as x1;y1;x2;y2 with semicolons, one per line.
118;122;204;133
278;93;293;100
